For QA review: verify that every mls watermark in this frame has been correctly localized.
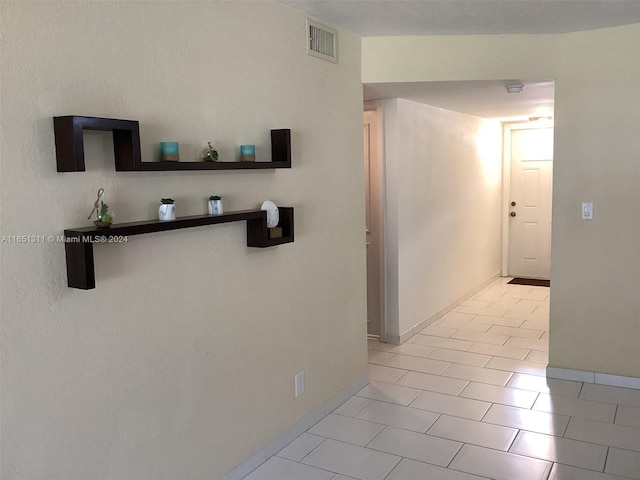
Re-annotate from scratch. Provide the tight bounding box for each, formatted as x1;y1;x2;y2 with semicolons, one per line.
1;235;128;244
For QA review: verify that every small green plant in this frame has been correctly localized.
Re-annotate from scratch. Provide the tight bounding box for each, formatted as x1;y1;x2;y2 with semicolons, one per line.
202;142;219;162
209;195;222;201
161;198;175;204
97;201;113;224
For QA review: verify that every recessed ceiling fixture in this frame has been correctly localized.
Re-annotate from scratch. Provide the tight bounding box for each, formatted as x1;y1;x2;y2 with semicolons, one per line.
505;83;524;94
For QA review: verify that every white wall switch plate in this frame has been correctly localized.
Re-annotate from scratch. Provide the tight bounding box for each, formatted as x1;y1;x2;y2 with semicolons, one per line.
295;372;305;397
582;202;593;220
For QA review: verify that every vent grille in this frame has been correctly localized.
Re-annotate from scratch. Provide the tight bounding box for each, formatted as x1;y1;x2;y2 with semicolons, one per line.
307;19;337;63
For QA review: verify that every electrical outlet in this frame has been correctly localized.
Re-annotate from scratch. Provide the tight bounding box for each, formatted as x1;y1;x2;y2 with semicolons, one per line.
295;372;305;398
582;202;593;220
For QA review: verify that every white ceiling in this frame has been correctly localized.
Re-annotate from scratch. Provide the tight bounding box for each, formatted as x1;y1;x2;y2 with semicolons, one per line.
285;0;640;36
285;0;639;119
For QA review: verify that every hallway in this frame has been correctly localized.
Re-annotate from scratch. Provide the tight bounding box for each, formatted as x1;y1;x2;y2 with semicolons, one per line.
243;278;640;480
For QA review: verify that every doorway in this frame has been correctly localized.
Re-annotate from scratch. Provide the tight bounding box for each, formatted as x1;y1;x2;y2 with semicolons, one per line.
363;109;384;339
503;123;554;279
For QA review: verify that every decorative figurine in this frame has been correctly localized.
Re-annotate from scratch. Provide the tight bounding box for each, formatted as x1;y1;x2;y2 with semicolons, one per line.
88;188;114;227
202;142;219;162
261;200;281;239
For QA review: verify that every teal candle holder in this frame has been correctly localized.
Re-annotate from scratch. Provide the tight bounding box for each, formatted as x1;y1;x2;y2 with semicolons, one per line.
240;144;256;162
160;142;179;162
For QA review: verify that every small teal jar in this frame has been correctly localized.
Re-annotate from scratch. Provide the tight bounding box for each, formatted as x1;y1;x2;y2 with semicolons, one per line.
240;144;255;162
160;142;179;162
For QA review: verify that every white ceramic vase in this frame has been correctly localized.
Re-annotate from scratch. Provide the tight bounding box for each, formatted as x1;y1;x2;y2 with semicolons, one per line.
159;203;176;221
208;199;223;215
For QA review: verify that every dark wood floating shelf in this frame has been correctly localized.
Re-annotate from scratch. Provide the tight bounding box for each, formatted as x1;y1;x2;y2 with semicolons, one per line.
64;207;294;290
53;116;291;172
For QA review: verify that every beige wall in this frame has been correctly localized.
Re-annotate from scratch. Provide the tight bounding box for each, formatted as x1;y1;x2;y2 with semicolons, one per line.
363;24;640;378
363;34;559;83
550;25;640;377
381;99;502;340
0;2;366;479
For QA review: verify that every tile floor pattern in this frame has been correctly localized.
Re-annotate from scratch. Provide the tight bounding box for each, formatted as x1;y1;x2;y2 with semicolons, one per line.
242;278;640;480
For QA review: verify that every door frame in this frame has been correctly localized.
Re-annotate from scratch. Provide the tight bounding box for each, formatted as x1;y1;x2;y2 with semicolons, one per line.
363;105;386;342
501;121;554;277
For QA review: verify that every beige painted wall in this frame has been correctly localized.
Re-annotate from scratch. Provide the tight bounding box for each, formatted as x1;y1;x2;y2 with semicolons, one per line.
550;25;640;377
363;34;559;83
363;24;640;378
0;2;366;479
382;99;502;340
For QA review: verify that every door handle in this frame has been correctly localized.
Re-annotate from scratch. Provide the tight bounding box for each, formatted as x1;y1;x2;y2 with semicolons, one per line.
510;211;517;217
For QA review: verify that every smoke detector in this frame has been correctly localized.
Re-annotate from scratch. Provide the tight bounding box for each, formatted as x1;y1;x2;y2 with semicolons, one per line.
505;83;524;94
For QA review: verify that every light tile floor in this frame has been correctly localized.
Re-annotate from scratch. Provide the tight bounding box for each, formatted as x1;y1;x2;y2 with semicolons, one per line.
242;277;640;480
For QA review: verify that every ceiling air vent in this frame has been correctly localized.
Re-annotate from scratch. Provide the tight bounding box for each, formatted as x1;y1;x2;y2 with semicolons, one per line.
307;19;337;63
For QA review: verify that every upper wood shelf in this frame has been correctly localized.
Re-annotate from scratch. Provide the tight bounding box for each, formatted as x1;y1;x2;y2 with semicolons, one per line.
53;116;291;172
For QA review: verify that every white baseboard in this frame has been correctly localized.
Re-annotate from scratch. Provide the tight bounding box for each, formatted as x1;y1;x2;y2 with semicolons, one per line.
221;374;369;480
547;367;640;391
385;312;436;345
387;272;501;345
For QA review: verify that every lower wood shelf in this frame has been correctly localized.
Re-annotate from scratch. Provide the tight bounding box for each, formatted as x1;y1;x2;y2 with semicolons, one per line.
64;207;294;289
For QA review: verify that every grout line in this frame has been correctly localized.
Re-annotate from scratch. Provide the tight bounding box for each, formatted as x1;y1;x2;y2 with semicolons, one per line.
560;414;571;437
530;391;541;410
295;436;328;465
363;424;388;448
613;404;620;425
444;442;466;469
544;463;555;480
392;370;410;385
303;456;353;479
350;398;372;418
380;457;403;480
602;446;610;474
505;426;521;452
478;401;493;422
380;353;397;365
577;381;586;400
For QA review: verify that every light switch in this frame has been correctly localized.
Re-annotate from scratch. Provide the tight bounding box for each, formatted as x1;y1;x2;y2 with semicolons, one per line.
582;202;593;220
295;372;305;397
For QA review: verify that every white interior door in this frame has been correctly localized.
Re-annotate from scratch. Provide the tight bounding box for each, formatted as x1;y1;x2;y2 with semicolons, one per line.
364;110;383;337
508;126;554;279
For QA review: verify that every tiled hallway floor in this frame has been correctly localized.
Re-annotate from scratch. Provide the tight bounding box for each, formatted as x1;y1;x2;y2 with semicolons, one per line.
243;278;640;480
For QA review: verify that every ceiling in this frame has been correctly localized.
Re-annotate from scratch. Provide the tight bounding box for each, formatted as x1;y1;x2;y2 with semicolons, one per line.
284;0;640;36
285;0;640;119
